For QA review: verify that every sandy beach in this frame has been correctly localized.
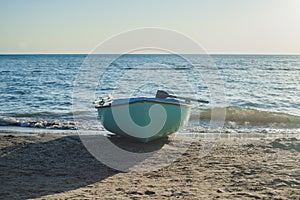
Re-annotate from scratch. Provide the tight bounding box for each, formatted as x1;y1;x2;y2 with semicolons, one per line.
0;133;299;200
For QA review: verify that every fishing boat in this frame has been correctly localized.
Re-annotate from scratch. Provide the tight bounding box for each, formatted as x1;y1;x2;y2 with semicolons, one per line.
94;90;208;143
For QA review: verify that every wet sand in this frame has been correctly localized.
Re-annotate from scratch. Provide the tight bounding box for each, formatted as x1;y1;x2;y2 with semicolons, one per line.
0;133;299;199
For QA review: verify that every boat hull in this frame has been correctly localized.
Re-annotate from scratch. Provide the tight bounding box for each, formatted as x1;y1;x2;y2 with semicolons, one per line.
96;98;192;143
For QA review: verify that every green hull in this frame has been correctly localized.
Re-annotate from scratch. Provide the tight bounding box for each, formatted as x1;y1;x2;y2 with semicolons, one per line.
96;98;192;143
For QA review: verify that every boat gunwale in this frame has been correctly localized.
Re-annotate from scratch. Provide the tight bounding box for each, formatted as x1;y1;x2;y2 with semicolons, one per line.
95;99;194;109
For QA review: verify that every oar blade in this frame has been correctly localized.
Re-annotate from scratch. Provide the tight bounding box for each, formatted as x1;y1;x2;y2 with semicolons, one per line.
156;90;209;104
155;90;170;99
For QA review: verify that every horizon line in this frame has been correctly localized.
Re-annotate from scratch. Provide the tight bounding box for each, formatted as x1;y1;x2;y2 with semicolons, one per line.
1;52;300;56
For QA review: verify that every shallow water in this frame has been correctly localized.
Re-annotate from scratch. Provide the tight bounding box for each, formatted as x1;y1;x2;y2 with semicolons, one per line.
0;54;299;134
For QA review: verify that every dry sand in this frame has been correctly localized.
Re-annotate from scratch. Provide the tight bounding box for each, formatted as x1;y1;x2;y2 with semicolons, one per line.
0;133;299;199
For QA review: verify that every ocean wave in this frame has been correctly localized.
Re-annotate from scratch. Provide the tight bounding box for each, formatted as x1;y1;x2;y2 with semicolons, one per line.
6;111;92;118
191;106;300;128
1;106;300;132
7;112;73;118
0;110;95;130
0;116;77;130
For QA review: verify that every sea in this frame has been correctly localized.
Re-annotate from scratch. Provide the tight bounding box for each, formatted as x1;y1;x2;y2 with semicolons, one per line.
0;54;299;135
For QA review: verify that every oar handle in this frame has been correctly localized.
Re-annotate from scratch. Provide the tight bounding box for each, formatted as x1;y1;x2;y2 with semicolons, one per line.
170;95;209;104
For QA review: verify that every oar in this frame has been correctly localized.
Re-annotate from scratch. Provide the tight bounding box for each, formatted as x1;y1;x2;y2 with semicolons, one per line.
155;90;209;104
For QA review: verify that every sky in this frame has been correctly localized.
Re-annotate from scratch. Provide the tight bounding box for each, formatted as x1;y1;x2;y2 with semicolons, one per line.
0;0;300;54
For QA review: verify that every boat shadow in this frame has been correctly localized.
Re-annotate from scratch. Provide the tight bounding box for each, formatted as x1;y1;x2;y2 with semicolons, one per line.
0;134;168;199
108;134;169;153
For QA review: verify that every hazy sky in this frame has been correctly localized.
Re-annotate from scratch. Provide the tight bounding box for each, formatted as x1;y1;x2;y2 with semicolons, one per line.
1;0;300;54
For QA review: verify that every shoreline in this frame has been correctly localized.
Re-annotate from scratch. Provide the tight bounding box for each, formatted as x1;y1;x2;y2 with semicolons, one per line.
0;132;299;199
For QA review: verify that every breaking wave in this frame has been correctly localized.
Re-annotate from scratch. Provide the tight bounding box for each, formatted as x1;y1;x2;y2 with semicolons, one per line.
0;115;77;130
191;106;300;128
1;106;300;132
